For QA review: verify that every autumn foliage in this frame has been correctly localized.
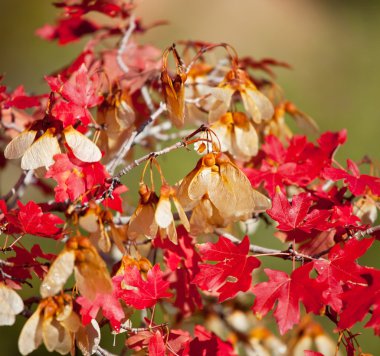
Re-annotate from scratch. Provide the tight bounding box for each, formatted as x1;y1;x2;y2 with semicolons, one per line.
0;1;380;355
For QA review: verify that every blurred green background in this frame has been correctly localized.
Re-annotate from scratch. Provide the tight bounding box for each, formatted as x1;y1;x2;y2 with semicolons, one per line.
0;0;379;355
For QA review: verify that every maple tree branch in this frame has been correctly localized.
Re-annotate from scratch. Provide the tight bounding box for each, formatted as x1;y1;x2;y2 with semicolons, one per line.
1;170;34;204
141;85;155;113
0;268;33;287
354;224;380;238
95;346;117;356
118;321;168;334
116;13;136;74
114;136;187;179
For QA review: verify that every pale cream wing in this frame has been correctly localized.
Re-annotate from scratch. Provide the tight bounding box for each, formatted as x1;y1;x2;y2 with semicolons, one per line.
40;251;75;298
211;120;232;153
79;211;99;233
207;167;237;218
21;130;61;170
42;317;59;352
232;123;258;160
208;87;234;123
64;126;101;162
230;164;271;215
4;130;36;159
75;250;112;300
176;168;201;210
243;89;274;124
188;167;213;201
53;320;73;355
251;188;272;212
173;196;190;231
18;307;43;355
128;204;158;240
155;196;173;229
61;310;81;333
293;111;319;135
0;284;24;326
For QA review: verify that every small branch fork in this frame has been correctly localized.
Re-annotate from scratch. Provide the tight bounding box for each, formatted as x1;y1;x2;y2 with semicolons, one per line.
116;13;136;74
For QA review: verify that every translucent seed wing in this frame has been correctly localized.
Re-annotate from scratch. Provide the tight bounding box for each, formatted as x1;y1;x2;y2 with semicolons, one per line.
188;167;213;201
40;251;75;298
75;249;112;300
173;196;190;231
232;123;258;160
18;308;43;355
251;189;272;212
128;204;158;240
0;285;24;326
243;89;274;124
21;129;61;170
4;130;36;159
293;111;319;135
155;196;173;229
42;317;59;352
64;126;101;163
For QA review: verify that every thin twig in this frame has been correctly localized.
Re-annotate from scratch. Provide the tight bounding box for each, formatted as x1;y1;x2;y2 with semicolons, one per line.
116;14;136;74
354;224;380;238
117;321;168;334
1;170;34;203
141;85;155;113
114;138;186;179
95;346;117;356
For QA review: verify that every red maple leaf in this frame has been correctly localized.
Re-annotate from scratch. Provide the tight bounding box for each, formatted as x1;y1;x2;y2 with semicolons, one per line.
76;278;125;331
45;153;126;212
102;42;162;93
5;201;64;238
267;190;331;233
313;238;373;312
193;236;260;302
36;17;99;45
338;267;380;334
4;245;55;284
244;131;346;197
148;331;166;356
252;264;324;335
127;327;191;355
46;64;103;126
323;159;380;196
3;86;42;109
118;264;172;309
54;0;131;18
153;226;203;315
189;325;235;356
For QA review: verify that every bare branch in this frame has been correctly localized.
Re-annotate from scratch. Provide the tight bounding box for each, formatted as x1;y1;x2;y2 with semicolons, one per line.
114;138;186;179
1;170;34;204
354;224;380;238
116;14;136;74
